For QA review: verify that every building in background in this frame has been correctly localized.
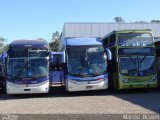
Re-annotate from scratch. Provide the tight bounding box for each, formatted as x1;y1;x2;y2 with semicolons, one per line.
60;23;160;50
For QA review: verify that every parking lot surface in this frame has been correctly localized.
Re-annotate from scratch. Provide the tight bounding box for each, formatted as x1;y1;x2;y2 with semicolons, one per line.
0;87;160;114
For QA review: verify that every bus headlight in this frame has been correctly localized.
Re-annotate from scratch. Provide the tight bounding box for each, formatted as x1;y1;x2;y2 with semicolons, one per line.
68;79;77;84
149;76;157;82
103;77;108;81
120;76;128;83
7;81;14;86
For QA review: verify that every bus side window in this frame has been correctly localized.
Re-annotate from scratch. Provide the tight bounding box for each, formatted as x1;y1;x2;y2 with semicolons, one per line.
109;34;116;47
103;37;109;47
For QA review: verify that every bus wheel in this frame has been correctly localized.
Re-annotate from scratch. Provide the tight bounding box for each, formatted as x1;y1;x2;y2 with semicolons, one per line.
109;79;114;90
1;83;6;94
109;73;115;90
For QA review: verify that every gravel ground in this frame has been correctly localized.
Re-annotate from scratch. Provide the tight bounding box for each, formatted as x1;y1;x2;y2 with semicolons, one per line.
0;87;160;114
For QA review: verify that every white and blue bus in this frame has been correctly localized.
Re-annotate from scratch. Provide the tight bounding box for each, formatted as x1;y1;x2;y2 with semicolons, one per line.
6;39;50;94
49;52;65;85
60;38;111;92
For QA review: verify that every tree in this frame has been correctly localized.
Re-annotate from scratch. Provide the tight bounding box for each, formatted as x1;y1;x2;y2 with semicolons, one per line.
114;17;125;23
151;20;160;23
50;31;60;51
49;39;59;51
51;31;60;42
0;44;9;54
133;21;147;23
0;37;7;54
0;37;6;48
2;44;9;52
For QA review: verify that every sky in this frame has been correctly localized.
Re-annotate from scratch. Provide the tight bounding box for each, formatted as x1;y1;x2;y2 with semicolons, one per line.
0;0;160;43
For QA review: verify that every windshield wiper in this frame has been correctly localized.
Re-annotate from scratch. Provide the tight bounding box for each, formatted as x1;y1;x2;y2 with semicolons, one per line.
68;72;80;77
7;75;22;80
89;71;106;77
87;74;97;77
68;72;89;77
125;55;137;65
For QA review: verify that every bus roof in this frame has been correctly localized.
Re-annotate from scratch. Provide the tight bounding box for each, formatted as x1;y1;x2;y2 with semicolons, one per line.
10;39;49;47
66;38;102;46
102;29;152;40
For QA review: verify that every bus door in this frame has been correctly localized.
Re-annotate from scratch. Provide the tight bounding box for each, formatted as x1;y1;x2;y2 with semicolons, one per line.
49;53;65;86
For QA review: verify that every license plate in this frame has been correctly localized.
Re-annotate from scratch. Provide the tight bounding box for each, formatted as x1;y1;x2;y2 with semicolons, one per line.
86;85;93;89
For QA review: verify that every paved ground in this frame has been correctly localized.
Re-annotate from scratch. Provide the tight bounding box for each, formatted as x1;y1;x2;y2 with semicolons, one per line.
0;87;160;114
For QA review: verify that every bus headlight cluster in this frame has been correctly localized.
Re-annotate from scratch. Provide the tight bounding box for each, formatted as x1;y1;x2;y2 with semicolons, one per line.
120;76;128;83
39;80;49;85
7;81;15;86
102;77;108;81
68;79;77;84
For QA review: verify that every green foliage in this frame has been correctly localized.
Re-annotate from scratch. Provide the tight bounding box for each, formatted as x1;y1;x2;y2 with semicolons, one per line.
50;31;60;51
52;31;60;41
0;44;9;54
114;17;125;23
0;37;8;54
3;44;9;51
49;39;59;51
151;20;160;23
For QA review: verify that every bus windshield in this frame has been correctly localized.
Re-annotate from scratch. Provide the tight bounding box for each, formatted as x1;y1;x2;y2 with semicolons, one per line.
139;56;156;76
7;47;49;78
7;58;48;78
119;56;156;76
68;46;106;77
119;56;137;76
118;33;153;46
8;58;26;77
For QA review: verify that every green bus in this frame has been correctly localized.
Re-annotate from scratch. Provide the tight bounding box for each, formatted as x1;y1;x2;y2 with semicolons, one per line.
155;40;160;87
102;29;157;89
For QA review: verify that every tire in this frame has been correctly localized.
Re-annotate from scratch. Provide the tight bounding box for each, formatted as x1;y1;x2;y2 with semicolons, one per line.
108;72;114;90
2;80;7;94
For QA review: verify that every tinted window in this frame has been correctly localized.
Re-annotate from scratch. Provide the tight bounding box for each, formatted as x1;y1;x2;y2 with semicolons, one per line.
103;37;109;47
118;33;153;46
108;34;116;47
119;56;156;76
67;46;107;77
118;48;155;56
8;47;49;58
52;54;63;65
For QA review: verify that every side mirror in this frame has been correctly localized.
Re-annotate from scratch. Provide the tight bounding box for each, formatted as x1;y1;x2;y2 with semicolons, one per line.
49;52;54;62
105;48;112;60
62;51;66;63
1;52;7;64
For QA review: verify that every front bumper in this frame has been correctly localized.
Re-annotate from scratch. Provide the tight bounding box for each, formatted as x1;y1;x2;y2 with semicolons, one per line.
66;79;108;92
6;81;50;94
